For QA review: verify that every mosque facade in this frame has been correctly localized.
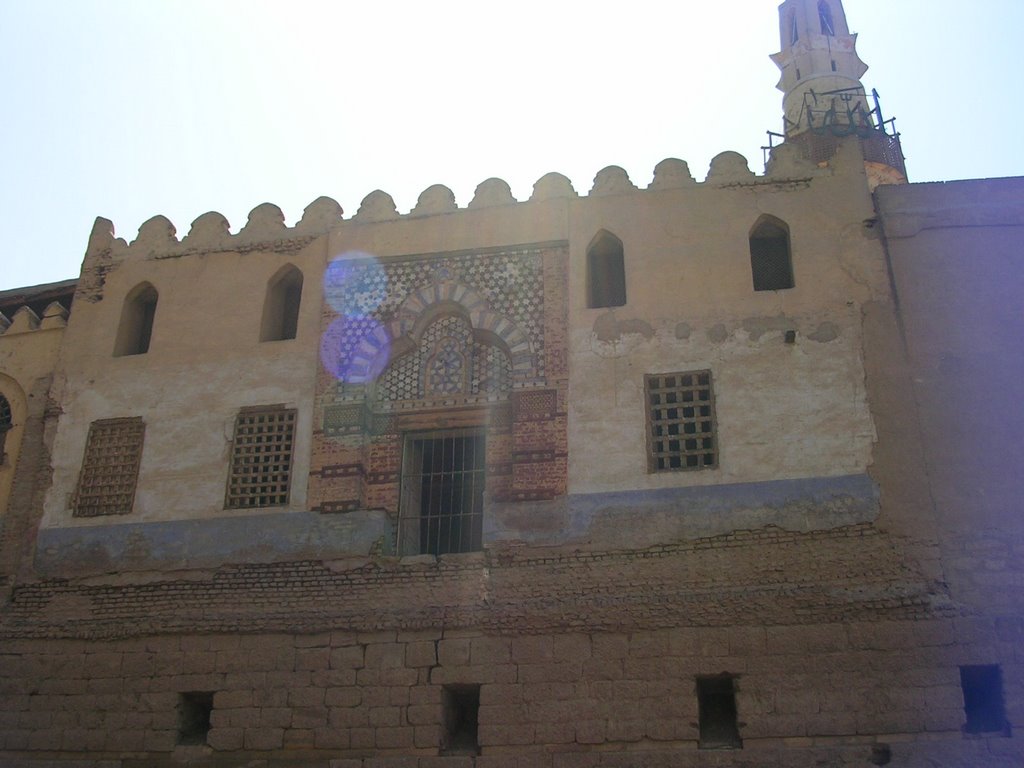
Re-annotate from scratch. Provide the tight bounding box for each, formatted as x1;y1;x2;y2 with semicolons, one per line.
0;1;1021;765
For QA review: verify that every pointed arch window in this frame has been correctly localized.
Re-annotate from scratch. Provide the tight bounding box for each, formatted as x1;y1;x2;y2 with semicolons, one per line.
0;394;11;462
587;230;626;308
260;265;303;342
789;12;799;44
818;1;835;35
750;216;794;291
113;282;158;357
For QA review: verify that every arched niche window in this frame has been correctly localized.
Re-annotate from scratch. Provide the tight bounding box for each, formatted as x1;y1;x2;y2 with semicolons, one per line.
113;282;158;357
260;265;303;342
587;230;626;309
818;1;835;35
749;216;794;291
0;393;11;461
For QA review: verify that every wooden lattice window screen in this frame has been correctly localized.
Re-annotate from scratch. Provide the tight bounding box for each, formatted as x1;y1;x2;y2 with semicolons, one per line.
645;371;718;472
72;417;145;517
225;407;296;508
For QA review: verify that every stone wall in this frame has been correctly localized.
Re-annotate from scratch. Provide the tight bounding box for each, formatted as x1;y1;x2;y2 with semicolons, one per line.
0;617;1019;766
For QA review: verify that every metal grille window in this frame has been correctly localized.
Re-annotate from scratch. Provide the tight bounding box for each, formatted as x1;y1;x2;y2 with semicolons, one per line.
750;216;794;291
73;417;145;517
399;431;485;556
646;371;718;472
225;407;296;508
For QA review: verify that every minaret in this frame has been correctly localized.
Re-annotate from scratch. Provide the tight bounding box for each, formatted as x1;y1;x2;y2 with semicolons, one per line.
770;0;906;187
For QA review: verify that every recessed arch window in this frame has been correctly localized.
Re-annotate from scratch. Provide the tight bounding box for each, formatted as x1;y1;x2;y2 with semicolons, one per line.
0;393;11;461
113;282;158;357
749;216;794;291
586;230;626;308
260;264;303;342
818;0;835;35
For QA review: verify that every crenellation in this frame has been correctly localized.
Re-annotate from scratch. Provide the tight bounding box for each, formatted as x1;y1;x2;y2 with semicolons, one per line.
410;184;458;217
468;177;516;209
647;158;696;190
705;150;757;184
588;165;636;197
356;190;400;222
183;210;231;247
131;214;178;251
530;172;577;201
6;307;40;334
238;201;288;241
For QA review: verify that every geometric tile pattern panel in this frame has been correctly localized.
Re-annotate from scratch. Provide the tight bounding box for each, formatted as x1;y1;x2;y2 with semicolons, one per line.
326;249;544;391
376;314;512;403
72;417;146;517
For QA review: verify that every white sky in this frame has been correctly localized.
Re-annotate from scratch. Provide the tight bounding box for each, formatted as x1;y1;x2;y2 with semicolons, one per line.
2;0;1022;291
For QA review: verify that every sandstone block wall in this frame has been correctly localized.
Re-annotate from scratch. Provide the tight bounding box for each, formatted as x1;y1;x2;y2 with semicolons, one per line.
0;617;1019;767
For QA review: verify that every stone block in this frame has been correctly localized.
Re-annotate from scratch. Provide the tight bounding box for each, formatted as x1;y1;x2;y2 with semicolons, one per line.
296;647;331;671
553;634;592;662
517;662;580;684
375;725;414;748
292;705;329;728
295;632;332;648
406;641;437;668
214;689;252;709
244;726;284;750
259;707;292;728
380;667;418;686
512;636;553;664
471;636;512;665
365;643;405;669
534;719;575;744
369;705;400;727
326;686;362;708
315;726;351;749
605;718;645;742
288;686;325;707
330;706;369;728
479;723;536;746
407;703;439;725
415;724;440;748
330;645;365;669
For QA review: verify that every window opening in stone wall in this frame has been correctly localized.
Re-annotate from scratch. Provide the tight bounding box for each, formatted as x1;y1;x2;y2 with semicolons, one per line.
789;12;798;44
697;675;742;749
960;665;1010;736
113;282;158;356
0;394;11;462
260;265;303;342
399;431;485;556
818;1;835;35
225;407;297;508
750;216;795;291
646;371;718;472
587;230;626;308
72;417;145;517
441;684;480;756
177;691;213;745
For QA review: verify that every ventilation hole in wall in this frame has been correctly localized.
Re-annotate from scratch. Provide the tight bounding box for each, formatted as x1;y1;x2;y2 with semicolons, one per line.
177;691;214;745
697;675;742;749
441;684;480;755
960;665;1010;736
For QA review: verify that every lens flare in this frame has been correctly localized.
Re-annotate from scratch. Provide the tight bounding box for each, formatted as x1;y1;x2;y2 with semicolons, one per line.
324;252;388;318
321;252;391;383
